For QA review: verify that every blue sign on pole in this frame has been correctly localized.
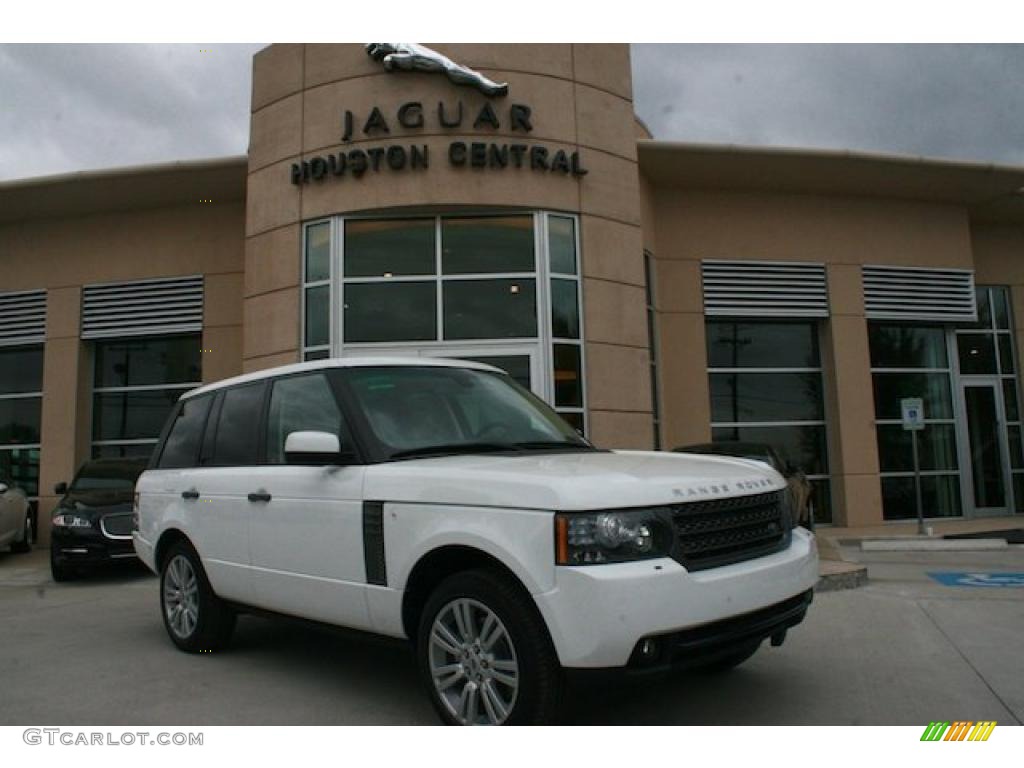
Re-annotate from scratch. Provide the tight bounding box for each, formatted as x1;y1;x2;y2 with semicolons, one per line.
928;572;1024;587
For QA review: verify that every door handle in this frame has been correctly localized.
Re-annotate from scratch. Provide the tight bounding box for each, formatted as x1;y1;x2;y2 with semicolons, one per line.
248;490;272;503
181;489;199;501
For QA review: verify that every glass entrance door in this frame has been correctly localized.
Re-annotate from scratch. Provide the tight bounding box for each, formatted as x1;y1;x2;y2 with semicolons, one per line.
962;382;1011;514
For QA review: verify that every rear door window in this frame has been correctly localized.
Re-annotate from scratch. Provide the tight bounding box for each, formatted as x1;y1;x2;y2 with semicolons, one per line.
158;394;213;469
210;382;266;466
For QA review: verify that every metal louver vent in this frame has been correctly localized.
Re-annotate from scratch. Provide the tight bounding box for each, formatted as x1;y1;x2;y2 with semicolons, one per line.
0;290;47;347
863;266;976;322
701;260;829;317
82;276;204;339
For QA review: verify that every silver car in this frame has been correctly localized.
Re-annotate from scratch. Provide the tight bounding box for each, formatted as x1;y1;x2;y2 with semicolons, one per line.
0;476;32;553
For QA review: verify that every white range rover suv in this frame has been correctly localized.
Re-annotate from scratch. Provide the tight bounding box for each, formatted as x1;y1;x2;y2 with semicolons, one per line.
133;357;818;725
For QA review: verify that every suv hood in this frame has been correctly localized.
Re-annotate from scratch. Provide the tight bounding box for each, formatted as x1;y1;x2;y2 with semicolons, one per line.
363;449;785;511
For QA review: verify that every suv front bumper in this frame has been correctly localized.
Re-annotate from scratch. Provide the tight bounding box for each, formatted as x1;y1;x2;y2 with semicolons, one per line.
534;527;819;668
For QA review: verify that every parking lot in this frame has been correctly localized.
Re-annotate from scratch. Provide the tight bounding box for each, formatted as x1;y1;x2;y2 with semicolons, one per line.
1;543;1022;726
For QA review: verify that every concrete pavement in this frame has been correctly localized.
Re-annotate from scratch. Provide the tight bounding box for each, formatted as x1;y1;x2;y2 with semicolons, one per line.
0;543;1021;725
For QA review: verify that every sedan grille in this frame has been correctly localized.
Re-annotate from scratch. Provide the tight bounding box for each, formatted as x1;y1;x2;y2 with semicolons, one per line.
100;513;133;539
670;490;788;571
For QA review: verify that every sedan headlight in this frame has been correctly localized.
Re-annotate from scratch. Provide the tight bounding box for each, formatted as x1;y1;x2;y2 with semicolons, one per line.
555;508;674;565
52;514;91;528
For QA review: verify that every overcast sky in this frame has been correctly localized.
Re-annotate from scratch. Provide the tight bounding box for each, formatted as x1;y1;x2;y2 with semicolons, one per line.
1;43;1022;181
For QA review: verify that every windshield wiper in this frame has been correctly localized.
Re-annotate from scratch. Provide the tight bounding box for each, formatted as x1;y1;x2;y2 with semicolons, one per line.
511;440;597;451
389;442;521;460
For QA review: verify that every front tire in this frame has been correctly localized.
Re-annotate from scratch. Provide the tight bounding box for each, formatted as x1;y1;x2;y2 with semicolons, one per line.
50;546;76;582
159;541;236;653
417;569;562;725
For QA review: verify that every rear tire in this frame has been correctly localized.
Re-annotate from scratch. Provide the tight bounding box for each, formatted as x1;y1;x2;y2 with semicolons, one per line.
417;569;563;725
10;515;31;553
159;540;236;653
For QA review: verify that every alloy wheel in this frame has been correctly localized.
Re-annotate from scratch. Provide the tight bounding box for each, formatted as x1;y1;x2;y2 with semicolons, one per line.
163;554;200;639
428;597;520;725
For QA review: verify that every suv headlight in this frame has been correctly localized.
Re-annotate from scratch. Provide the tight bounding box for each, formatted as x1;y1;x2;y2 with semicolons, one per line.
52;514;91;528
555;508;674;565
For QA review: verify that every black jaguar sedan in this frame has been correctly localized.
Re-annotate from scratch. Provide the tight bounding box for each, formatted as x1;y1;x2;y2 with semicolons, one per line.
50;458;148;581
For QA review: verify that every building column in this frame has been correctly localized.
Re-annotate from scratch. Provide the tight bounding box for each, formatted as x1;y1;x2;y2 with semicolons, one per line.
36;287;88;546
824;264;884;526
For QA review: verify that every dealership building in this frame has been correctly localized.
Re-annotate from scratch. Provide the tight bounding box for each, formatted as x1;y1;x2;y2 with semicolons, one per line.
3;42;1024;541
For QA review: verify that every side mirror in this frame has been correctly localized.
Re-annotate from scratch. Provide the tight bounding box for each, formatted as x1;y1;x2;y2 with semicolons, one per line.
0;483;8;494
284;431;344;465
54;481;68;496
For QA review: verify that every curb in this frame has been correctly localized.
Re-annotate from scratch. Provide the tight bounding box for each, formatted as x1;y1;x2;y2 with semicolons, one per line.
816;562;868;592
861;538;1008;552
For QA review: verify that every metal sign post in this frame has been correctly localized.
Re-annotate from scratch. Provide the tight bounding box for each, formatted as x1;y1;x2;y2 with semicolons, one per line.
901;397;926;535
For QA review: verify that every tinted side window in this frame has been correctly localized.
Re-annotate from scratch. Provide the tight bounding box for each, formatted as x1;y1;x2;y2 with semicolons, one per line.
211;383;265;466
266;373;345;464
158;395;213;469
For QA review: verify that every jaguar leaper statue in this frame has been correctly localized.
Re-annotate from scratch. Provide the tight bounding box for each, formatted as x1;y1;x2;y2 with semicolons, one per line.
366;43;509;97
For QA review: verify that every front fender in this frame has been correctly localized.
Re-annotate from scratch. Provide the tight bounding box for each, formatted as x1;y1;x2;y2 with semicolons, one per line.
384;502;555;595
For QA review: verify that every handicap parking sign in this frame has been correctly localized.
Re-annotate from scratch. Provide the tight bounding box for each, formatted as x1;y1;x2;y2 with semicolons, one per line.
928;572;1024;587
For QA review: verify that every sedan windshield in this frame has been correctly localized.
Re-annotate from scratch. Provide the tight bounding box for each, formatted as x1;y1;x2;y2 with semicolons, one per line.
72;462;145;492
342;366;593;460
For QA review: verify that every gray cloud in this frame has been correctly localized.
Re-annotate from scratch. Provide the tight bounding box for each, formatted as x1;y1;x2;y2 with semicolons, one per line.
1;44;1022;182
0;44;264;181
632;44;1024;165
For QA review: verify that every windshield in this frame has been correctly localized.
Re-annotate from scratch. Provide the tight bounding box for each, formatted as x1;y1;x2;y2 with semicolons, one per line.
342;366;592;460
71;462;144;492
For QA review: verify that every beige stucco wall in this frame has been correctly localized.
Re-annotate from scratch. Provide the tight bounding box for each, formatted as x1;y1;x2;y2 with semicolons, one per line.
644;187;975;525
0;201;245;542
245;43;652;448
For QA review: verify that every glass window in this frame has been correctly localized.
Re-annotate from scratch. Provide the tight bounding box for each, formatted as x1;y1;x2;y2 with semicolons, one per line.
876;424;959;473
712;425;829;476
158;395;213;469
94;336;201;389
211;383;265;466
0;447;40;497
344;282;436;343
549;216;577;275
969;288;993;330
993;287;1011;330
1004;379;1019;422
92;390;183;442
305;285;330;347
344;219;435;277
868;325;948;369
441;216;534;275
267;374;345;464
710;372;824;423
553;344;583;408
880;475;962;520
0;347;43;394
871;372;953;420
957;334;997;375
998;335;1015;375
551;278;580;340
92;444;154;460
0;398;41;445
305;221;331;282
443;279;537;340
707;322;820;369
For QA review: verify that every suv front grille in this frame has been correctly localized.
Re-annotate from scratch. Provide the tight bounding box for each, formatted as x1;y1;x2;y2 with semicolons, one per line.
670;490;788;571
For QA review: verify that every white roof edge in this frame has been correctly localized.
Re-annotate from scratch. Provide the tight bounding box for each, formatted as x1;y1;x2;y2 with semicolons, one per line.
182;356;504;399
